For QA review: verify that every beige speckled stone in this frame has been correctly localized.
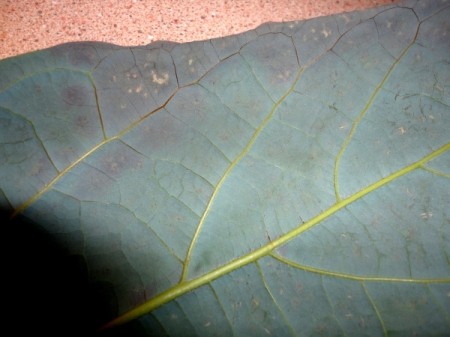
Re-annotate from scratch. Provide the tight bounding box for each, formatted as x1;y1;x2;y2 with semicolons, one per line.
0;0;397;60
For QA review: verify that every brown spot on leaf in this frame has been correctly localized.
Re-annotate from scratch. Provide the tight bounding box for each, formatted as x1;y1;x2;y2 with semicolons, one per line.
76;115;89;128
69;44;97;66
62;85;87;106
50;43;98;66
33;84;42;94
99;149;143;178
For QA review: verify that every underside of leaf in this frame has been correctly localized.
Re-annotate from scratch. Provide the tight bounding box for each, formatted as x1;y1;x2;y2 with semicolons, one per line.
1;0;449;336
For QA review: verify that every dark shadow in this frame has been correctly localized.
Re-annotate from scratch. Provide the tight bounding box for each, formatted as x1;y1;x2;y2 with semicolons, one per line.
2;208;101;335
1;206;163;337
1;208;121;336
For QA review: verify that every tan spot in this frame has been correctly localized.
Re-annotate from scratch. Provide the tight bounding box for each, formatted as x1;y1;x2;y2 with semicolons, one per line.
321;28;331;38
151;70;169;85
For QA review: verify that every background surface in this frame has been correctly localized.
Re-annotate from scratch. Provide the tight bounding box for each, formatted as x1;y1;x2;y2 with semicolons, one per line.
1;0;397;60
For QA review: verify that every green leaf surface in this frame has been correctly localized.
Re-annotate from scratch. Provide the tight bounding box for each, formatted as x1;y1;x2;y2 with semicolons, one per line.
1;0;450;336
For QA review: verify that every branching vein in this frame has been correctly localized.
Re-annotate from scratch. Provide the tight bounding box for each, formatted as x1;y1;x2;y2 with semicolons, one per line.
269;252;450;284
180;66;305;282
333;26;420;201
101;141;450;330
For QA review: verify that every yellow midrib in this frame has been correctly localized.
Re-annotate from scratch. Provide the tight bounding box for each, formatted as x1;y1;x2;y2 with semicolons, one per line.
101;141;450;330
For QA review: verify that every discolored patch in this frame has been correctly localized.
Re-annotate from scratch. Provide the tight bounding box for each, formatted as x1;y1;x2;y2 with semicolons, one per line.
95;141;144;179
68;44;98;66
62;85;88;106
50;42;100;67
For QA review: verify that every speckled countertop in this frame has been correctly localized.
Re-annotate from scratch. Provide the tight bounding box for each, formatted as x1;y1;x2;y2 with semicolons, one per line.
1;0;397;60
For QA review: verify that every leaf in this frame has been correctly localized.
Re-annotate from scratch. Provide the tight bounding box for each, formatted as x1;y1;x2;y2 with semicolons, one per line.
1;0;450;336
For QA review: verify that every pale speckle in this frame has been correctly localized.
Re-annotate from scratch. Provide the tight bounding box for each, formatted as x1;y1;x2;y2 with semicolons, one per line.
128;72;138;79
276;69;291;80
251;297;260;310
321;28;331;38
340;14;351;24
188;58;194;65
151;70;169;85
420;211;432;220
398;126;406;135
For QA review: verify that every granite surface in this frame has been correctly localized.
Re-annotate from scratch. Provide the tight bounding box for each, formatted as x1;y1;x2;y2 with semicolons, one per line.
1;0;396;60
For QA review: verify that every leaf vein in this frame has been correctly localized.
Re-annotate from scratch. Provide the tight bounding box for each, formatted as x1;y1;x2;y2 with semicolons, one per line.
269;252;450;284
180;66;305;282
362;283;387;337
255;261;297;337
333;22;420;201
100;141;450;330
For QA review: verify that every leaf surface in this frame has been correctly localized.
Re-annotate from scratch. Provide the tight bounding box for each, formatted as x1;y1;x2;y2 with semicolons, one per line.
1;0;450;336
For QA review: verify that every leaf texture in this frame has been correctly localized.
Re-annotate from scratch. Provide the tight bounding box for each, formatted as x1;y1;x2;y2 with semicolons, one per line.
1;0;449;336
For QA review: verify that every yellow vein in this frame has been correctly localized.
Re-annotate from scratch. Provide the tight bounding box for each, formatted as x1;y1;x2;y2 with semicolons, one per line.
420;165;450;179
269;252;450;284
333;33;418;202
101;141;450;330
10;138;115;219
255;261;296;337
180;67;305;282
10;99;173;219
362;283;387;337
